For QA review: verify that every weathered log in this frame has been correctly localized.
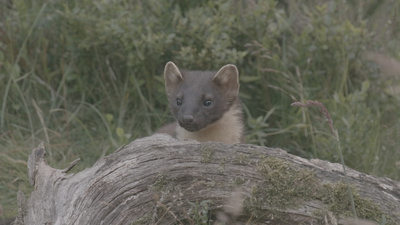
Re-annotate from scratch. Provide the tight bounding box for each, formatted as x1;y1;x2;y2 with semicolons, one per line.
15;134;400;225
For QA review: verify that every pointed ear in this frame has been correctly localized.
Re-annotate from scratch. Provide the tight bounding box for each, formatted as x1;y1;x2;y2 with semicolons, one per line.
212;64;239;100
164;62;183;97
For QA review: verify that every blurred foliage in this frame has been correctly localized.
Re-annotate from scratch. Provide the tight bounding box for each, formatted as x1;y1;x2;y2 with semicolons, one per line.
1;0;400;219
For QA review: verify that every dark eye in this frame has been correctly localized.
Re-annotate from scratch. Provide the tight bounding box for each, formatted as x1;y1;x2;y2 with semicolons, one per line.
203;100;212;107
176;98;182;106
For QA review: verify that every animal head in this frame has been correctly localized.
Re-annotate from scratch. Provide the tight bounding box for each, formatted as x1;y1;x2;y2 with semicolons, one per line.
164;62;240;132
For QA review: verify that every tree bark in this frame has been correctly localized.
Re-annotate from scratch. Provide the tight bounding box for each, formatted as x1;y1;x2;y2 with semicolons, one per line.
15;134;400;225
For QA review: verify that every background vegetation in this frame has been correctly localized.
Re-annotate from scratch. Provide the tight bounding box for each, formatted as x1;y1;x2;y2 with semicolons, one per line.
1;0;399;220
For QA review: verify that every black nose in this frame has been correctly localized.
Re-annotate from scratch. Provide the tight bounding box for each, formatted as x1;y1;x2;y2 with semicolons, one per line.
182;115;194;123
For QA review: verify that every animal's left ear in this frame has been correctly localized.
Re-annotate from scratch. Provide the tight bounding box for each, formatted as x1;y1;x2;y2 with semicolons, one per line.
213;64;240;100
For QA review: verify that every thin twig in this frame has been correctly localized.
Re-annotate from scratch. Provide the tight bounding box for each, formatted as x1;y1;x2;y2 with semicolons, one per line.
61;158;81;173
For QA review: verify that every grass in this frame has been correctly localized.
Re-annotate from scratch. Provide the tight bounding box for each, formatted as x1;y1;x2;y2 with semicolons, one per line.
1;0;400;221
291;100;357;218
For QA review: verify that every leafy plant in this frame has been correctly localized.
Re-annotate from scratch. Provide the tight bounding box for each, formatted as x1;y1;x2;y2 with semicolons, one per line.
187;200;212;225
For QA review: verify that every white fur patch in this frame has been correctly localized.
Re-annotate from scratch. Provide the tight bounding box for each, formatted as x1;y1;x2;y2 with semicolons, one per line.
176;105;243;144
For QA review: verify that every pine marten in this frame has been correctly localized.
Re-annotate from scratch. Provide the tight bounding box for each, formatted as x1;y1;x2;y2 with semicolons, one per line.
156;62;244;144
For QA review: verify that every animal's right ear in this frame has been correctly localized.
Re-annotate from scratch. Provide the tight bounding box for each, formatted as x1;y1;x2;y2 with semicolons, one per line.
164;62;183;97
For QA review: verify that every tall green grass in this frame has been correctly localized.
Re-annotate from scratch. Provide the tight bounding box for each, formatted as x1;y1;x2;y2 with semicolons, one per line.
1;0;399;220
